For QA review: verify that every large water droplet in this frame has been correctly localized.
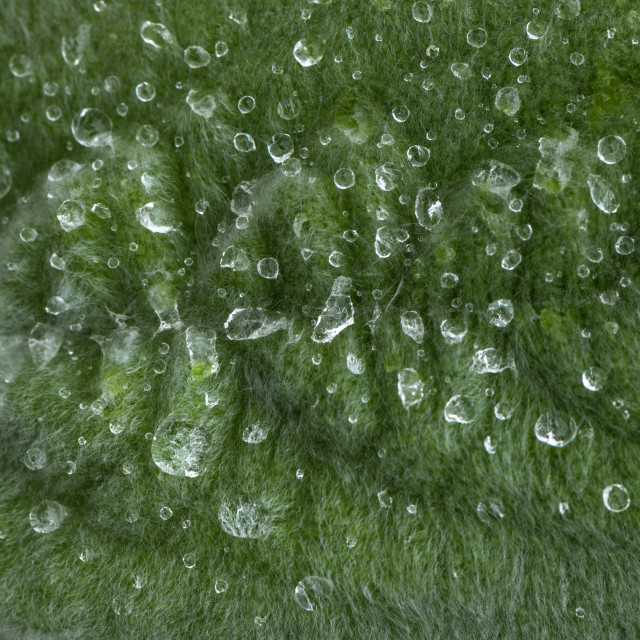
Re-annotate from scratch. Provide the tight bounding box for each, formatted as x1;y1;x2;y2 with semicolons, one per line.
24;446;47;470
400;311;424;343
151;416;208;477
333;167;355;189
57;200;86;232
472;347;514;374
582;366;604;391
29;500;68;533
312;277;355;343
71;108;113;147
29;322;64;369
186;89;215;117
472;160;520;200
184;45;211;68
48;159;83;183
185;327;218;380
495;87;520;116
294;576;334;611
136;202;175;233
293;39;324;67
267;133;294;163
444;395;476;423
397;368;424;409
467;28;488;48
534;411;577;447
61;24;90;67
218;500;271;538
587;175;619;214
224;308;288;340
220;246;250;271
375;163;399;191
597;135;626;165
412;1;433;22
415;188;443;230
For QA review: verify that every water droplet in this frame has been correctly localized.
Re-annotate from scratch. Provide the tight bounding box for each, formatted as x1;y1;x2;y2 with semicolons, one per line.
440;318;468;344
29;323;63;369
215;579;229;593
615;236;634;255
450;63;471;80
135;81;156;102
602;484;630;512
267;133;294;163
293;38;324;67
467;28;488;48
588;174;619;214
9;54;32;77
526;19;547;39
0;166;12;199
61;25;90;66
444;394;476;423
277;92;301;120
45;105;62;122
151;416;208;477
415;188;443;230
294;576;334;611
24;446;47;470
159;506;173;520
501;249;522;270
333;168;355;189
346;353;365;374
556;0;580;19
570;51;584;65
508;47;528;66
377;490;393;508
397;368;424;408
57;200;86;232
184;45;211;68
140;21;175;49
215;41;228;57
136;124;159;147
238;95;255;114
597;135;626;164
71;108;113;147
407;145;430;167
29;500;68;533
412;1;433;22
224;307;288;340
494;401;513;420
45;296;70;315
233;132;256;153
257;257;279;279
392;105;410;122
495;87;520;116
47;159;82;183
218;501;272;539
312;277;354;343
375;163;399;191
534;411;578;447
19;227;38;243
581;367;604;391
182;553;196;569
476;499;505;524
